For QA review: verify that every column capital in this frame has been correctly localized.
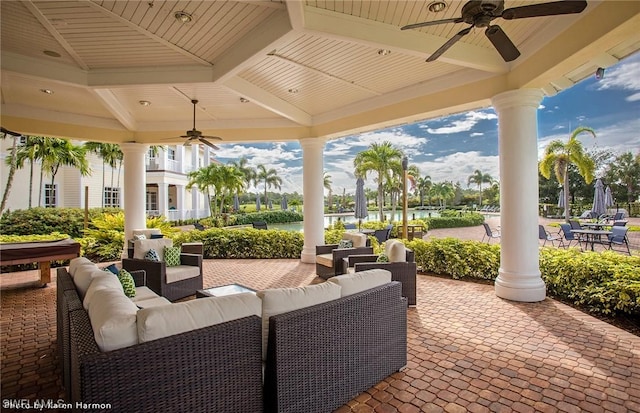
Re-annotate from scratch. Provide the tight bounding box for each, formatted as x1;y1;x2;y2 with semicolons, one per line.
491;89;544;112
120;142;149;155
299;137;327;150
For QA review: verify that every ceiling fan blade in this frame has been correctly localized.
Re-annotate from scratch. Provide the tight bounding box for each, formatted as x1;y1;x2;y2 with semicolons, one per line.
427;26;472;62
199;138;219;150
485;25;520;62
501;1;587;20
1;126;22;136
401;17;464;30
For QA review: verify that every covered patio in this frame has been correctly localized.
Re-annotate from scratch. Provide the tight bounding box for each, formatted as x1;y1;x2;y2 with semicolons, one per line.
2;1;640;303
2;257;639;412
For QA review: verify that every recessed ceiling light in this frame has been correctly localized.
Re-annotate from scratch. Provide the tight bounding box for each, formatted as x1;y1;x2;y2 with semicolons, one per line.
174;11;193;23
139;100;151;106
43;50;61;58
288;88;299;94
239;97;250;103
40;89;54;95
428;1;447;13
377;49;391;56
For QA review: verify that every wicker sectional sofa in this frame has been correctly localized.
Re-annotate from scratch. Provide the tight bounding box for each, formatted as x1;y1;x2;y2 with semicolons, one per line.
57;261;263;413
57;258;407;413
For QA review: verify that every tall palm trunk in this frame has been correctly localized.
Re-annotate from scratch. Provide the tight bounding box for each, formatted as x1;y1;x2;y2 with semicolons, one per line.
0;135;18;216
28;159;34;208
377;179;384;222
38;164;45;207
563;167;570;222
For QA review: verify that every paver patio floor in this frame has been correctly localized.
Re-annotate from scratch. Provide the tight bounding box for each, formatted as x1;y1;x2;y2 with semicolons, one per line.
2;253;639;412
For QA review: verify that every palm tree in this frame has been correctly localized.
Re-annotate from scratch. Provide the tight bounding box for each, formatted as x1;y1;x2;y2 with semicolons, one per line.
429;181;455;208
604;151;640;203
187;164;217;216
415;175;432;207
539;126;596;222
0;129;20;216
255;164;282;210
323;172;333;211
230;156;256;193
40;139;91;206
354;141;404;221
467;170;493;208
84;142;121;207
12;135;46;208
217;165;246;213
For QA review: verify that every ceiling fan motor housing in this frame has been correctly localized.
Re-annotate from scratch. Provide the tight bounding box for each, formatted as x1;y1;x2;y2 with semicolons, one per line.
462;0;504;26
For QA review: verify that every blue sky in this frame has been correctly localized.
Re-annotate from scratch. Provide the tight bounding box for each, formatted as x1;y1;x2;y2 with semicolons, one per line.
215;51;640;196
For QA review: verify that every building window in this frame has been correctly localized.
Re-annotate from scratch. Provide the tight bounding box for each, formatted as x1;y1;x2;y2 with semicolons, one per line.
146;191;158;212
147;148;156;159
44;184;57;207
167;147;176;161
104;187;120;208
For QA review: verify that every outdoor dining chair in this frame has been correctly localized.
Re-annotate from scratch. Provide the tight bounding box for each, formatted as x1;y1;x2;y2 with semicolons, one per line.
559;223;580;249
481;223;500;244
606;226;631;255
539;225;562;247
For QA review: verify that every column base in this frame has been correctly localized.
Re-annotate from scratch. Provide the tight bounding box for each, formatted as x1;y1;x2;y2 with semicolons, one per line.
300;247;316;264
494;268;546;302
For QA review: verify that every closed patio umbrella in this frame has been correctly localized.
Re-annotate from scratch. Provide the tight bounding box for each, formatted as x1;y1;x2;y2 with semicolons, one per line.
591;178;606;218
256;194;261;211
354;177;368;231
557;188;565;208
605;186;614;208
233;194;240;211
281;196;288;210
268;199;273;210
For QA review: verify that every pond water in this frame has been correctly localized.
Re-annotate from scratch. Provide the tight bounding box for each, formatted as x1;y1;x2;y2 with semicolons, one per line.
269;209;446;232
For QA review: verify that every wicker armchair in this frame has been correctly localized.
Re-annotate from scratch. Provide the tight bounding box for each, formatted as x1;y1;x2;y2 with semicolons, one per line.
122;238;203;301
315;232;372;279
343;249;417;306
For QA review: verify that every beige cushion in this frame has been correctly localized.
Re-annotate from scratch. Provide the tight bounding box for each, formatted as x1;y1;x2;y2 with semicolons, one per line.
257;282;341;360
136;293;261;343
328;269;392;297
83;273;124;309
342;232;367;248
165;265;200;283
133;238;173;261
134;296;172;309
74;266;108;299
388;240;407;263
132;228;162;239
68;257;93;277
131;286;160;303
87;288;139;352
316;253;334;268
384;240;395;257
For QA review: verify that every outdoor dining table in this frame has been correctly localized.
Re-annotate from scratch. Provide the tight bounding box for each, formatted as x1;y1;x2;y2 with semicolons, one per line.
580;222;611;231
570;229;612;251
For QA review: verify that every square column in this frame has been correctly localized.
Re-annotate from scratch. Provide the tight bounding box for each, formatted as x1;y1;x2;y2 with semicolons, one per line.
300;137;327;263
121;143;148;247
491;89;546;302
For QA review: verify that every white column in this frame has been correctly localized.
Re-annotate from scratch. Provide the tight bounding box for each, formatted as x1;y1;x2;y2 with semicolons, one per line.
176;185;185;220
191;144;199;219
300;137;326;263
121;143;148;248
158;183;169;218
491;89;546;302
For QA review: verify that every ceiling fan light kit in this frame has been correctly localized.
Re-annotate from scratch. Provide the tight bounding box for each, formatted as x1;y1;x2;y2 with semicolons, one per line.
167;99;222;150
402;0;587;62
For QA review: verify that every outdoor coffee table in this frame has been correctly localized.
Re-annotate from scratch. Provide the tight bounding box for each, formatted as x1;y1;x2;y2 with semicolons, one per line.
196;283;256;298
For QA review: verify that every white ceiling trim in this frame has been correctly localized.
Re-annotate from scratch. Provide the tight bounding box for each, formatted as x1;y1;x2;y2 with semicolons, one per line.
234;1;286;10
300;5;507;74
1;52;88;86
209;10;296;83
1;103;129;132
22;0;89;70
83;0;212;67
91;89;137;131
284;0;305;30
224;76;312;126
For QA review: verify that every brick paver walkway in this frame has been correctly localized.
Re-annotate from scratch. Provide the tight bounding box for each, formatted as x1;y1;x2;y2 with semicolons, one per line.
2;222;639;412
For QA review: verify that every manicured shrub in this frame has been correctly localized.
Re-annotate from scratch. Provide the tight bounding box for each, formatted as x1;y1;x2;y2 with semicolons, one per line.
0;207;121;238
172;227;304;259
0;232;71;243
231;210;303;226
424;212;485;229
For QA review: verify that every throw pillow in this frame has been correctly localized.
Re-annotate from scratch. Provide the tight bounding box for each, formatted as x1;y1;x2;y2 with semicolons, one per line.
150;234;164;239
338;240;353;249
133;234;146;241
376;254;389;263
118;269;136;298
102;263;119;274
144;249;160;262
164;246;181;267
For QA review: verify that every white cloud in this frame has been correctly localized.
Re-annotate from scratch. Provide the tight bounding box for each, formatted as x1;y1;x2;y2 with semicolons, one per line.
420;110;497;134
412;151;499;186
470;132;484;137
596;60;640;93
626;92;640;102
